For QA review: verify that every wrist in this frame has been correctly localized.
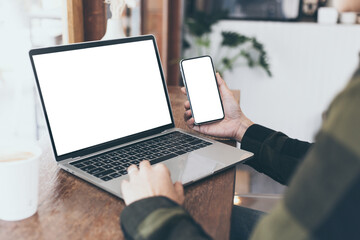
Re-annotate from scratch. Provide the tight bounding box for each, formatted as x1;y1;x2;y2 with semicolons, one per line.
234;117;254;142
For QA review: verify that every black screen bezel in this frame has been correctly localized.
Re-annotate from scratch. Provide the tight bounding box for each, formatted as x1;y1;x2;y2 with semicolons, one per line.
29;35;175;161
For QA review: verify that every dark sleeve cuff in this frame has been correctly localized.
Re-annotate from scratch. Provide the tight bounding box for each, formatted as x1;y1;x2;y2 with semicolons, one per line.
241;124;276;170
241;124;276;155
120;196;181;239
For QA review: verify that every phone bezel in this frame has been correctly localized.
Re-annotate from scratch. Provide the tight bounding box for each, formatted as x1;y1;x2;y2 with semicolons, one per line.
180;55;225;125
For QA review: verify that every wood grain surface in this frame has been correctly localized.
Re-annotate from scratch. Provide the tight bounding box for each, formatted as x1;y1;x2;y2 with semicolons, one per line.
67;0;84;43
0;86;240;240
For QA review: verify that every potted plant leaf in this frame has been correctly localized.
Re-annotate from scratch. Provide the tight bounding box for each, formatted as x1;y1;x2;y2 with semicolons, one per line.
183;10;272;77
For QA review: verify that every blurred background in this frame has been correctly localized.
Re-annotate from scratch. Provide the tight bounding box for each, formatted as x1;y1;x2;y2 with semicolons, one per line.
1;0;360;211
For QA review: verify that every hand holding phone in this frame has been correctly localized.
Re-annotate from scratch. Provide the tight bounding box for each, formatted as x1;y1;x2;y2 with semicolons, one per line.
180;56;225;125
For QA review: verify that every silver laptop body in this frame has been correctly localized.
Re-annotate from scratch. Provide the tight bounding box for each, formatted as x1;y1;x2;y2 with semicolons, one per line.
29;35;253;198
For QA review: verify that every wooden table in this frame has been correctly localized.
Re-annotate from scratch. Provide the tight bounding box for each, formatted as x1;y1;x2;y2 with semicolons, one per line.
0;86;240;240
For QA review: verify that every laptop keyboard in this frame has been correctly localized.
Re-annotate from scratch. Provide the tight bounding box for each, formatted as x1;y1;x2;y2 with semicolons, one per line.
69;131;212;181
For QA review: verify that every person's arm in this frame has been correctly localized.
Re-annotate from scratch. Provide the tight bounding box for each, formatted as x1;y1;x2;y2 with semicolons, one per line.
121;197;211;240
241;124;313;185
120;161;211;240
119;73;251;240
182;73;312;185
249;68;360;239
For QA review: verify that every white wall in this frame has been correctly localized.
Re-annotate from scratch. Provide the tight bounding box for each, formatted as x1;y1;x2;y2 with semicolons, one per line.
211;21;360;142
0;2;36;144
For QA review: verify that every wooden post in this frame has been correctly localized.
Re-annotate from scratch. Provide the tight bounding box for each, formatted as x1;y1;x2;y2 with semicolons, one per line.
67;0;107;43
67;0;84;43
167;0;184;86
141;0;169;80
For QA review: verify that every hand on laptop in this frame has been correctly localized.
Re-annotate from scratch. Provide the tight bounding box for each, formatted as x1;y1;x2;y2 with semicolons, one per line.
182;73;253;142
121;160;184;206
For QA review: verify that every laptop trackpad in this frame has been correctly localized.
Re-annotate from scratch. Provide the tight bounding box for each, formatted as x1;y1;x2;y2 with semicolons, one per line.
166;152;226;184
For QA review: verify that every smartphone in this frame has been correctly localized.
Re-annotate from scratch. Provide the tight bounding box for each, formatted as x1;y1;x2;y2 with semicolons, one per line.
180;55;225;125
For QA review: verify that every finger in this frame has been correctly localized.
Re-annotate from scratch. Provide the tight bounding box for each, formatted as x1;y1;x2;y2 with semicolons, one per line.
181;87;187;95
216;72;230;91
121;180;132;205
186;117;200;132
154;163;171;177
184;109;192;119
121;179;130;196
174;181;184;196
216;72;232;98
186;117;195;129
121;179;129;191
127;164;139;179
183;111;192;123
184;101;190;110
139;160;151;171
174;181;185;205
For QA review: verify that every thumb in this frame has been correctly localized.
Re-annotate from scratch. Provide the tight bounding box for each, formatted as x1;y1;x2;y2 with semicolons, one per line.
216;72;232;98
216;72;230;92
216;72;224;85
174;181;185;205
181;87;187;95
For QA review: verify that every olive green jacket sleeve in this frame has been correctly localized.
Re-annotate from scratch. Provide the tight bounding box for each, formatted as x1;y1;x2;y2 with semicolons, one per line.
120;64;360;240
119;124;311;240
250;65;360;240
120;197;211;240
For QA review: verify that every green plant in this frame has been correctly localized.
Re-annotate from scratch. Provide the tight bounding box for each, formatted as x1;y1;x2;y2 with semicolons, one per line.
183;11;272;77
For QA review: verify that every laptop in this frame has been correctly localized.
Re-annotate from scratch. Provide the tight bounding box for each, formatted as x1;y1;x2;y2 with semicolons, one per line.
29;35;253;198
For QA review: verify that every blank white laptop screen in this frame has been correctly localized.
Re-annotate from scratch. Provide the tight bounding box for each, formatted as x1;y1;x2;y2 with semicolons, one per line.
32;40;172;156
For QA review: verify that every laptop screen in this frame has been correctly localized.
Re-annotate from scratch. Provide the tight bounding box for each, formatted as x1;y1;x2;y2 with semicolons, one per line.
31;37;173;157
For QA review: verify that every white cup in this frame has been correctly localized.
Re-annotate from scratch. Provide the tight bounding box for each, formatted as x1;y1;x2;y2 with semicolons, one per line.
0;145;41;221
340;12;357;24
317;7;339;24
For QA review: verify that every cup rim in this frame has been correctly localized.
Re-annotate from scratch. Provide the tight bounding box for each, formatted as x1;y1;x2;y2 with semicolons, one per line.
0;145;42;165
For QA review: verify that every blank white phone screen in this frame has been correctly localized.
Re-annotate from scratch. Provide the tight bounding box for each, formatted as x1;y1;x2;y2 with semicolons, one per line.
32;40;172;156
181;57;224;124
